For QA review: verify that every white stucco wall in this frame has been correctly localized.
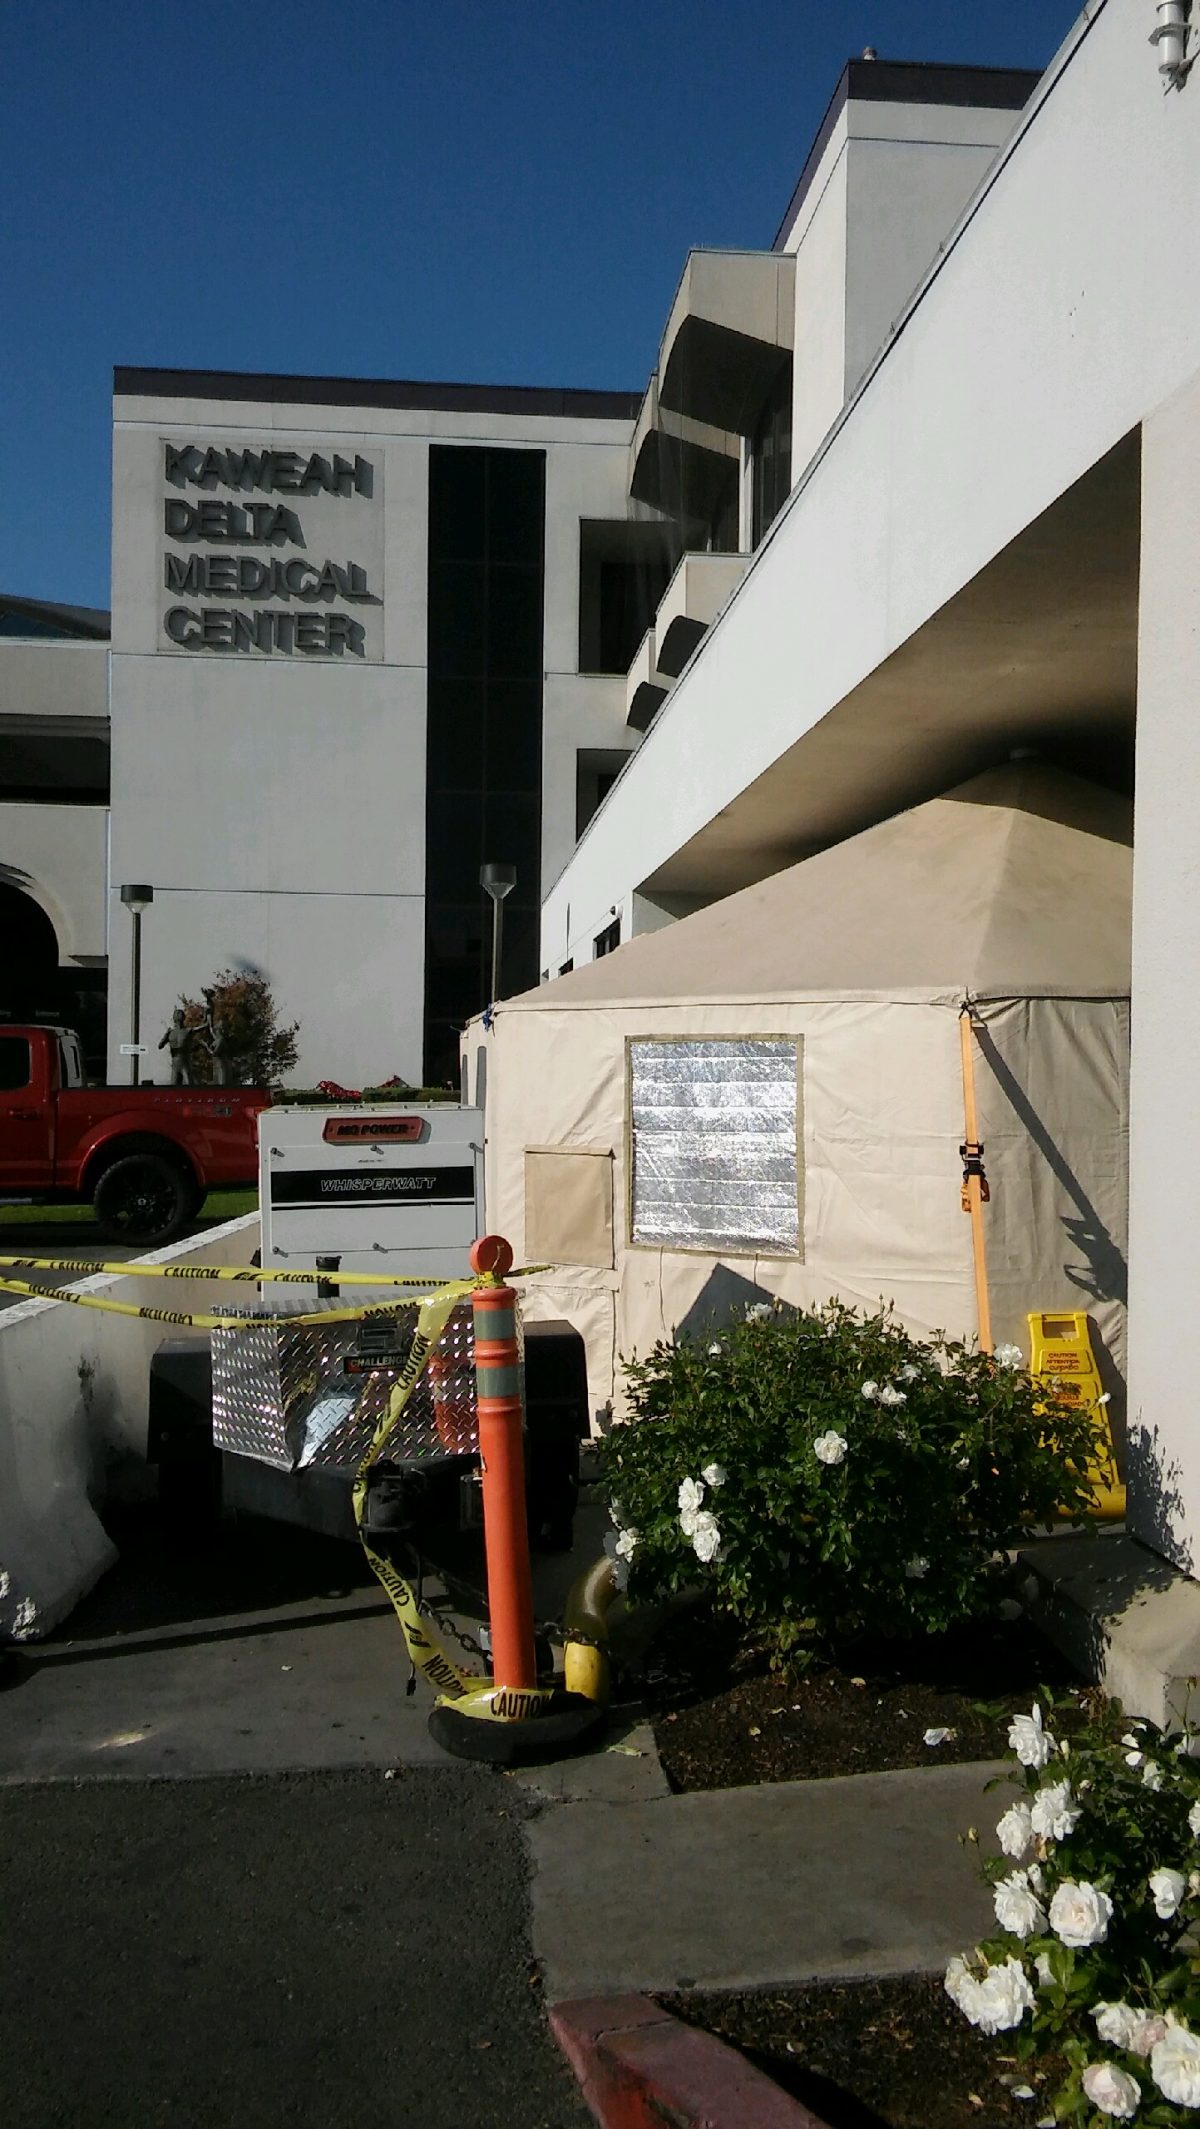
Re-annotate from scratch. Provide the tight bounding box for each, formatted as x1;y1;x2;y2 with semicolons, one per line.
0;801;108;963
544;0;1200;965
1128;363;1200;1572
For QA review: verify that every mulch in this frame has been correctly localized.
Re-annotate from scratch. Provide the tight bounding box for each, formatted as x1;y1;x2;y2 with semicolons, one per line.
660;1974;1059;2129
639;1603;1090;1790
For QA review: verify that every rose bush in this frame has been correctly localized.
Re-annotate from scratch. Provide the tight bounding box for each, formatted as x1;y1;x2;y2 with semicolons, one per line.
947;1692;1200;2124
598;1299;1108;1658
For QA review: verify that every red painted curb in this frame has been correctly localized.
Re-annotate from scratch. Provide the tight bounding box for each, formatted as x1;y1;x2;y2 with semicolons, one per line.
550;1994;833;2129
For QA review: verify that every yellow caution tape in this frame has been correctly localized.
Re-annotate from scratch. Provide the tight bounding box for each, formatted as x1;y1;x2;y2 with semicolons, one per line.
0;1272;474;1331
0;1255;548;1288
351;1286;558;1722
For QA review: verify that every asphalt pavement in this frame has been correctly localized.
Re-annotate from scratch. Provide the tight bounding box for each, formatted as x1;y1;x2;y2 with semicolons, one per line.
0;1767;590;2129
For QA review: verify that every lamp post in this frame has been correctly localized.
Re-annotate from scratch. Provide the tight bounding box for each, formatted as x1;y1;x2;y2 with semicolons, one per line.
119;884;153;1086
480;862;516;1006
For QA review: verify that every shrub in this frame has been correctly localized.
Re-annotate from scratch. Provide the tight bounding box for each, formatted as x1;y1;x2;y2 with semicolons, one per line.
947;1695;1200;2125
178;969;299;1087
598;1300;1109;1658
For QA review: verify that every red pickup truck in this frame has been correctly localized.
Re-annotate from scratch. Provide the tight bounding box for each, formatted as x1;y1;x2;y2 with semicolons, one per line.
0;1024;270;1245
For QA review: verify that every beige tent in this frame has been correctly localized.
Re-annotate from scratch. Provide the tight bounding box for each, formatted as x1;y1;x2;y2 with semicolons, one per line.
468;765;1131;1427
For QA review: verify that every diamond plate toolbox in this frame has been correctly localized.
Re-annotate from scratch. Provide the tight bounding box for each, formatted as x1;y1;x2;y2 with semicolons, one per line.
211;1299;478;1472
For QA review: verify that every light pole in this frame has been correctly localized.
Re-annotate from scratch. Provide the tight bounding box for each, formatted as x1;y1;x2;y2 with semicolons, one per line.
480;862;516;1005
119;884;153;1086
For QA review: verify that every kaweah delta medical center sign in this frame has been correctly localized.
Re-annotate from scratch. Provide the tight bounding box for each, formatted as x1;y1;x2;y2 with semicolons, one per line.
159;438;383;658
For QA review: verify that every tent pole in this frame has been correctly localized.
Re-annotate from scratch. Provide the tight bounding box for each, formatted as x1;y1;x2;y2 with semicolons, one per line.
959;1004;994;1354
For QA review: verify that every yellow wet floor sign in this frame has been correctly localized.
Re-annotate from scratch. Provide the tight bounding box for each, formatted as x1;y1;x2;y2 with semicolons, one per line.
1027;1309;1125;1520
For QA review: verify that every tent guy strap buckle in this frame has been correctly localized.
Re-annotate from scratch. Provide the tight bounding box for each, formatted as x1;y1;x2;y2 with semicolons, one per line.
959;1139;990;1207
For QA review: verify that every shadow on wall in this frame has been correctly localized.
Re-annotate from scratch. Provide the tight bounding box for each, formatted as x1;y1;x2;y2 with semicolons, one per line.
1125;1418;1190;1579
973;1021;1127;1309
676;1265;777;1346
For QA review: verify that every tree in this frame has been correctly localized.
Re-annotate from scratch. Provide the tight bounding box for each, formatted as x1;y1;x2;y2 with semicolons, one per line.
177;968;299;1087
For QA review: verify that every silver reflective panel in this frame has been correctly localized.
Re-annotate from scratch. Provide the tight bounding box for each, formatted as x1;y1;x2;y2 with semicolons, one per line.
630;1038;800;1254
211;1299;478;1471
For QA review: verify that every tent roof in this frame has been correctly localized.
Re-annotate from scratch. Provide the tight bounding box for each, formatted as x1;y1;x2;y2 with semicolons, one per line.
510;765;1132;1011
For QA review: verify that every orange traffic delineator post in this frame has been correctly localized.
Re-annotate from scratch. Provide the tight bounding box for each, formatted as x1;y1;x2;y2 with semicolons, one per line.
468;1233;538;1694
426;1235;607;1764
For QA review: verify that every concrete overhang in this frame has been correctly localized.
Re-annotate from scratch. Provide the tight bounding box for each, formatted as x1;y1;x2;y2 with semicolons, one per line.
658;250;795;435
626;627;669;734
642;431;1139;898
629;374;740;524
654;552;751;679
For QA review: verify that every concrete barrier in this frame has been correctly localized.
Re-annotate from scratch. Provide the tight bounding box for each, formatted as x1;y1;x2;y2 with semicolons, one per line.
0;1212;259;1640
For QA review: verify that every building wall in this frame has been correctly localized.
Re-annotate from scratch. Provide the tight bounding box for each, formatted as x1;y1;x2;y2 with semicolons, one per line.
1128;361;1200;1573
109;386;633;1086
543;0;1200;967
0;638;108;722
0;801;107;962
782;94;1023;483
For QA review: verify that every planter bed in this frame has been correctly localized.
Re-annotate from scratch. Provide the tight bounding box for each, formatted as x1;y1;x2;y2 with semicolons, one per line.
640;1604;1091;1790
659;1974;1060;2129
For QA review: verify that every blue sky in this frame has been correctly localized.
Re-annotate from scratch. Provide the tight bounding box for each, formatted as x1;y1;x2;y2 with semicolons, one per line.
3;1;1081;611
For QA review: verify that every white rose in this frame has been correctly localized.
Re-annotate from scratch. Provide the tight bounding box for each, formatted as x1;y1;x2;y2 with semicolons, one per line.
744;1302;772;1323
994;1342;1023;1369
690;1511;721;1564
905;1557;929;1580
1034;1952;1056;1987
860;1380;879;1400
1149;1866;1186;1918
1049;1879;1113;1948
1152;2023;1200;2106
614;1526;639;1561
701;1463;727;1488
993;1871;1046;1939
1094;2003;1142;2051
944;1953;976;2013
1133;2017;1169;2056
878;1383;907;1407
996;1801;1034;1859
897;1363;920;1383
972;1957;1035;2035
678;1476;705;1517
1125;1750;1144;1770
1189;1799;1200;1840
1030;1780;1082;1843
1008;1706;1055;1770
1081;2063;1140;2119
1144;1762;1165;1792
813;1431;847;1466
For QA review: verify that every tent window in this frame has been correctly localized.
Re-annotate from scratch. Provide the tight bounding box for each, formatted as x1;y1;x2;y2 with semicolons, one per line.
525;1147;614;1268
629;1037;802;1256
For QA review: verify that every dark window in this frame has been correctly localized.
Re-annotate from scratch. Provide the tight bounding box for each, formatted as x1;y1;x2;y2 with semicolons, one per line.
578;522;675;675
558;959;574;976
0;1036;32;1091
593;919;621;959
751;362;793;549
576;749;630;841
425;446;546;1083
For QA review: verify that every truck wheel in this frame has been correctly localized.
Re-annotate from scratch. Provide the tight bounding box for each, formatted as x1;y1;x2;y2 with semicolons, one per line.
93;1154;192;1246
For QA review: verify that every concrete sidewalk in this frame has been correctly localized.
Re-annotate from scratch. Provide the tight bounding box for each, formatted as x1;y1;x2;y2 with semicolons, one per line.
527;1760;1008;2000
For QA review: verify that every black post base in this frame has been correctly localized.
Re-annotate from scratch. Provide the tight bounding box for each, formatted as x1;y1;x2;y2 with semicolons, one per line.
428;1690;606;1765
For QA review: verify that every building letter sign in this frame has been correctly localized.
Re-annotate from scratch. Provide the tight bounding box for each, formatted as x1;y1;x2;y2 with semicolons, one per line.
158;438;383;659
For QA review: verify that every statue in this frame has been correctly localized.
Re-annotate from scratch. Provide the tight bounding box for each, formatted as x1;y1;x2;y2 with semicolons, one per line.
204;996;235;1086
158;1009;199;1086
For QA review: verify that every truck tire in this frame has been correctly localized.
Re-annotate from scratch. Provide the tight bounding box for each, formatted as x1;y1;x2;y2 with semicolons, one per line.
93;1153;193;1246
